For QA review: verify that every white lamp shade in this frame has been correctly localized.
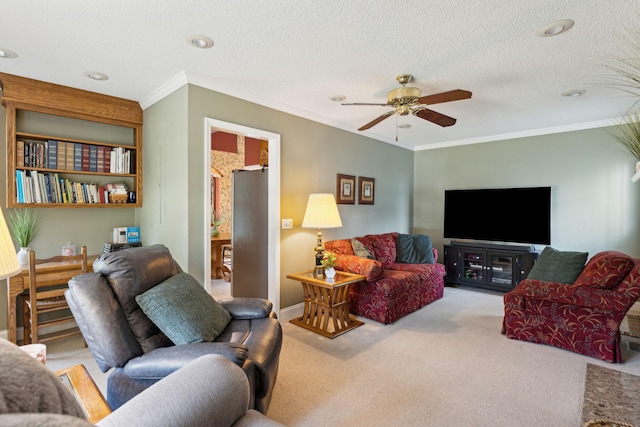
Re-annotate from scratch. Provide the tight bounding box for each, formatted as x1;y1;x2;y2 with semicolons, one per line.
301;194;343;229
0;207;20;279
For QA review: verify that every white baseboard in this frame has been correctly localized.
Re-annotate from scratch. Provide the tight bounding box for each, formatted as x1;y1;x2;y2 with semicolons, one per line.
279;302;303;322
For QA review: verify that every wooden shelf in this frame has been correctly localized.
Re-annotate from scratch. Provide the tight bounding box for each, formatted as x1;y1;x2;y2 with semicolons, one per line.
1;73;143;208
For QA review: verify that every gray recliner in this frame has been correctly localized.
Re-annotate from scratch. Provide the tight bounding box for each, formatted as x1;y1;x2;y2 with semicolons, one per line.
65;244;282;413
0;338;285;426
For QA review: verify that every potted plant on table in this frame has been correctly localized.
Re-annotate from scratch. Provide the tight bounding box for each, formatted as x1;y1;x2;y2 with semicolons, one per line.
321;251;338;280
7;208;39;265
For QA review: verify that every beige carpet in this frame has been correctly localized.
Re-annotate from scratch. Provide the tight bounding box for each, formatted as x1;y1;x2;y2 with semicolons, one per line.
45;286;640;426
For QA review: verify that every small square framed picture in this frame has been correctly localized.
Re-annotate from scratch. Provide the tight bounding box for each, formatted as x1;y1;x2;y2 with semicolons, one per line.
358;177;375;205
336;173;356;204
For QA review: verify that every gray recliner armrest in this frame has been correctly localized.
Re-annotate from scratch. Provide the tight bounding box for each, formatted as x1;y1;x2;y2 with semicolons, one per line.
97;354;285;427
218;297;273;319
123;342;249;379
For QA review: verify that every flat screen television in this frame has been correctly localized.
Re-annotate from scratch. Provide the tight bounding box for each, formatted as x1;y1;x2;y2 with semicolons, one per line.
443;187;551;245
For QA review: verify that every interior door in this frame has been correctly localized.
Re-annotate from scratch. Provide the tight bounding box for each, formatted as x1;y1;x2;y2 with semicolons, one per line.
231;168;268;298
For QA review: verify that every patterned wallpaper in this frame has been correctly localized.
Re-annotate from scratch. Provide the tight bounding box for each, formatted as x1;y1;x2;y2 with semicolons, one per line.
211;135;245;234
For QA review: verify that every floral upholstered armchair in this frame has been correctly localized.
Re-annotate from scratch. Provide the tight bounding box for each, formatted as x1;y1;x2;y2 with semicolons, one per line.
502;250;640;362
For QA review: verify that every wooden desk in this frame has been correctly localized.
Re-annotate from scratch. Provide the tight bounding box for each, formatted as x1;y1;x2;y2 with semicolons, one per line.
287;270;365;338
211;233;231;280
55;364;111;423
6;255;98;344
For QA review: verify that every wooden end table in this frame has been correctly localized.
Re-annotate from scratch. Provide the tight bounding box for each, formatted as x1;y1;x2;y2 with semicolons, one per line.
287;270;365;338
55;364;111;423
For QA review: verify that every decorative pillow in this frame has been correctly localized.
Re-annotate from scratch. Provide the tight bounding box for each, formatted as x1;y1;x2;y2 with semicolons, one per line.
335;254;383;281
396;234;435;264
527;246;588;284
325;239;355;255
352;239;374;259
573;251;634;289
365;233;398;266
135;272;231;345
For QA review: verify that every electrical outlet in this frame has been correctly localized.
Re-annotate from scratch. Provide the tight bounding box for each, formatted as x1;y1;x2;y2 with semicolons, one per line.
281;218;293;229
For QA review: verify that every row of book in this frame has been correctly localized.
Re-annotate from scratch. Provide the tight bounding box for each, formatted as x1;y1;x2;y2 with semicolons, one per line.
15;169;120;204
17;139;135;174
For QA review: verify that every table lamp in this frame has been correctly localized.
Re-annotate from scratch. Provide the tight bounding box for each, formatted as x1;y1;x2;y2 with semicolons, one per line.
301;193;343;278
0;206;21;280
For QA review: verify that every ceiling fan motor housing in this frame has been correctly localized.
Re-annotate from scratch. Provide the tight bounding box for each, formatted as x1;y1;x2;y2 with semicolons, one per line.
388;86;421;114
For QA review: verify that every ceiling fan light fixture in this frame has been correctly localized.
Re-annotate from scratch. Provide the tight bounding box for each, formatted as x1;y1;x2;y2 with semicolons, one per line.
0;49;18;59
537;20;574;37
187;35;214;49
387;86;421;104
397;124;411;129
561;89;585;97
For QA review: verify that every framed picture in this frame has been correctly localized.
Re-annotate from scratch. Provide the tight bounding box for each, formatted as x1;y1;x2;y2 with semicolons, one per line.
358;176;375;205
336;173;356;204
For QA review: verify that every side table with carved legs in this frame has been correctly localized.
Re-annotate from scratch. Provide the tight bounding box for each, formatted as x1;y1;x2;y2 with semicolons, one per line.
286;270;365;338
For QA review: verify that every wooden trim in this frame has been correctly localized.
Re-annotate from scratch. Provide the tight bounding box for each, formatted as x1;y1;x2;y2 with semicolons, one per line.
0;73;142;126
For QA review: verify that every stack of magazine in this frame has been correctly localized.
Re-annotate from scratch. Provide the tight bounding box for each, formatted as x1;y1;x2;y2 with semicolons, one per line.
103;242;142;253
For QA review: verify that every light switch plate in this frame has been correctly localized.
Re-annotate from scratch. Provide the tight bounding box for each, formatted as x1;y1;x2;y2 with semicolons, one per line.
281;218;293;229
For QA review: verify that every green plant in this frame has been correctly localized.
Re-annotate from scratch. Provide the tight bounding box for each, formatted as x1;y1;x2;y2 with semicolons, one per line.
7;208;39;248
601;28;640;160
611;115;640;161
321;251;337;269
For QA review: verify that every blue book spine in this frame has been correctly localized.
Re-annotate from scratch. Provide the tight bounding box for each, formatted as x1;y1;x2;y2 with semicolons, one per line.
74;143;83;171
47;140;57;169
89;145;98;172
16;170;23;203
44;173;52;203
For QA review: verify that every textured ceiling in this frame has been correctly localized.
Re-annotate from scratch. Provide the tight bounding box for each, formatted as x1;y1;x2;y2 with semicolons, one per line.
0;0;638;150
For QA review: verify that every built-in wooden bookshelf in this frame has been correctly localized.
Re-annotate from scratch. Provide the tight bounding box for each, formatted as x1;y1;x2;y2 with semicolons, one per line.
0;73;143;208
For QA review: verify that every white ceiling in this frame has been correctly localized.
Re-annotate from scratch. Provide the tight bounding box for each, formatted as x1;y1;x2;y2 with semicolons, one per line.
1;0;638;151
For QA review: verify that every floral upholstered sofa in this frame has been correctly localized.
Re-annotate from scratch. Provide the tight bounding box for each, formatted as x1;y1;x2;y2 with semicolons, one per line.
325;232;446;324
502;250;640;363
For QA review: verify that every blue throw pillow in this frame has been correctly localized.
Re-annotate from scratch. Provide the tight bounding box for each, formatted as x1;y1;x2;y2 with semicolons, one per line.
135;272;231;345
396;234;435;264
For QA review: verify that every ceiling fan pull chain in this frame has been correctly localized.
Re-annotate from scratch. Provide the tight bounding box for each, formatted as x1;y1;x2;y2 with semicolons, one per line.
396;114;398;142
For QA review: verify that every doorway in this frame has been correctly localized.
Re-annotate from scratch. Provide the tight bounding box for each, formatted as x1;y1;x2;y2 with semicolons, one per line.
203;118;281;314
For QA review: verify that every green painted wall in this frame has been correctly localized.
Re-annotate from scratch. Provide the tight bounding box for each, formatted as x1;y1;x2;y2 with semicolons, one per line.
414;127;640;258
144;83;414;309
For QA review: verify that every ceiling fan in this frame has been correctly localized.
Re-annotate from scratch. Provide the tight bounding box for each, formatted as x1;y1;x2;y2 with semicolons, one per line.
342;74;472;131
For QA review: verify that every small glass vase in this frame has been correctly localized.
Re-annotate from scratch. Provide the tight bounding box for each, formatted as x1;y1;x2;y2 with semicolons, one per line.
17;247;29;266
324;267;336;280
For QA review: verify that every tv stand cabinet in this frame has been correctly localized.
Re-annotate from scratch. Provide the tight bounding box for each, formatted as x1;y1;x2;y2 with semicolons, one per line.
444;242;538;292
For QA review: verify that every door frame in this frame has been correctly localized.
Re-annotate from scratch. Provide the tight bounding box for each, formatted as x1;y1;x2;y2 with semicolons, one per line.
204;118;281;314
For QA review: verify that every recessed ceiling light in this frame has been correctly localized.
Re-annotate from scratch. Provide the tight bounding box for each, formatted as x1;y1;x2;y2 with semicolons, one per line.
537;20;574;37
84;71;109;81
0;49;18;59
397;124;412;129
187;35;214;49
330;95;346;102
561;89;585;97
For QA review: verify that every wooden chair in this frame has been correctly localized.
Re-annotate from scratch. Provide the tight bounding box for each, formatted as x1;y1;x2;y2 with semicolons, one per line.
222;244;232;282
22;246;88;344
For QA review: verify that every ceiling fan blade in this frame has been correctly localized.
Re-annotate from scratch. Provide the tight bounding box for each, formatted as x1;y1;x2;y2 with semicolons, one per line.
358;110;396;131
418;89;472;105
342;102;390;106
412;108;457;127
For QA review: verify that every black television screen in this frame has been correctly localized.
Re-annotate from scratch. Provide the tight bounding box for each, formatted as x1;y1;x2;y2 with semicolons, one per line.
443;187;551;245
